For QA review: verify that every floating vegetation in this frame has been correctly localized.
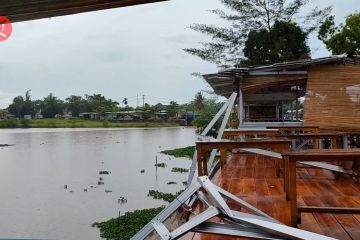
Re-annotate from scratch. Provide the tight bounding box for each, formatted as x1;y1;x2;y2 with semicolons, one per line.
154;163;166;168
118;196;127;204
97;207;164;240
99;171;111;175
171;168;189;173
161;146;195;159
148;190;184;203
167;181;177;185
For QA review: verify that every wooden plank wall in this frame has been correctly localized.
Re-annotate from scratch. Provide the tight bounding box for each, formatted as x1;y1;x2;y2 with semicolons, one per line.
304;63;360;132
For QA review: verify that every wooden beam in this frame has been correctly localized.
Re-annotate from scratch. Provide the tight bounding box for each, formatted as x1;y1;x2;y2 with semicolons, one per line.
244;92;297;102
1;0;168;23
298;206;360;214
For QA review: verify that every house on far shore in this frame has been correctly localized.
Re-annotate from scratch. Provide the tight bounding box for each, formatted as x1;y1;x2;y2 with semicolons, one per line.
204;55;360;133
79;112;98;120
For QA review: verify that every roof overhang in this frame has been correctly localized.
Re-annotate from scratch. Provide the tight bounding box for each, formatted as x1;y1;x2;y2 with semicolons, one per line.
1;0;168;23
204;55;360;98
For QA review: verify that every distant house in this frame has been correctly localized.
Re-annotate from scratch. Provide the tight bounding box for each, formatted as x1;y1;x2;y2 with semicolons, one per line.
79;112;97;120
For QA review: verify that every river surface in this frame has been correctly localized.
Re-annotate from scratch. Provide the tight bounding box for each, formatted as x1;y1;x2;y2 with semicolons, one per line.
0;127;197;239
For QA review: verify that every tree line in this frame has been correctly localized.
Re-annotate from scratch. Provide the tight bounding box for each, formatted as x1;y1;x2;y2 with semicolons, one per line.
5;90;220;120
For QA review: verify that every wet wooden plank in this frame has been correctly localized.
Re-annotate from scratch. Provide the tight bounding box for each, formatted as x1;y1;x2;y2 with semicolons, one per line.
303;196;352;240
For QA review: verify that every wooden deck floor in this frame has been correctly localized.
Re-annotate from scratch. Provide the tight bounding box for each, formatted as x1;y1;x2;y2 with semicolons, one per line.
183;152;360;240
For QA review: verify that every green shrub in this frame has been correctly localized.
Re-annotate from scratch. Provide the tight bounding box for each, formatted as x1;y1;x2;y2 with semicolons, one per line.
20;119;30;128
0;119;19;128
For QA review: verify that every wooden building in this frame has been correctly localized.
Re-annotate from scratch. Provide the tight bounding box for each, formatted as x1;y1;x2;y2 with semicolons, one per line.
204;55;360;132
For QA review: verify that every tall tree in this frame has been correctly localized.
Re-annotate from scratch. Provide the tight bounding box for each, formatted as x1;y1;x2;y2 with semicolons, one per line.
243;21;310;66
184;0;331;68
318;12;360;56
7;90;35;117
192;92;206;111
65;95;86;117
41;93;64;118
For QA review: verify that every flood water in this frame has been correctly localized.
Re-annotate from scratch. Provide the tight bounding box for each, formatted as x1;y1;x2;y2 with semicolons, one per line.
0;127;197;239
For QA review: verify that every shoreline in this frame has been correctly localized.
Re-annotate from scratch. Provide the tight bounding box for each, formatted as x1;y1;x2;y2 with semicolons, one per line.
0;119;182;129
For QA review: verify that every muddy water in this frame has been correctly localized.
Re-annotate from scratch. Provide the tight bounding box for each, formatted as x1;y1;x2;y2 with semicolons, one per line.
0;127;197;239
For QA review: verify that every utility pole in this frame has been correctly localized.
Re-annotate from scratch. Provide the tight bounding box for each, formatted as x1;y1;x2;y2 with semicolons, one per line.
137;94;139;108
142;94;145;108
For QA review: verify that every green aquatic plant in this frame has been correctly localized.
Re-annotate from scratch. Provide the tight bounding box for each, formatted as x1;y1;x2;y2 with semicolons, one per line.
97;206;164;240
161;146;195;159
147;189;184;203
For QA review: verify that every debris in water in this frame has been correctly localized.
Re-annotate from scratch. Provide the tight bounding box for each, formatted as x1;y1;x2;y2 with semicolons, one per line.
70;190;74;193
99;171;110;175
84;189;88;192
64;185;67;189
105;190;112;193
98;181;104;185
154;163;166;168
118;196;127;203
140;169;145;173
167;181;177;185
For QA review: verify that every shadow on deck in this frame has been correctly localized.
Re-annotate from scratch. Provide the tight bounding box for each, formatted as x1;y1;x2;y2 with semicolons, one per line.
184;152;360;240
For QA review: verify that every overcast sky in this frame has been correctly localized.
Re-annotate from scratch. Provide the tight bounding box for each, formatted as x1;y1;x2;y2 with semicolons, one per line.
0;0;358;108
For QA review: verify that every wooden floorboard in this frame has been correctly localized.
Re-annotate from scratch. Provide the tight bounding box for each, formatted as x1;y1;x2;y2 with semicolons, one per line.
188;152;360;240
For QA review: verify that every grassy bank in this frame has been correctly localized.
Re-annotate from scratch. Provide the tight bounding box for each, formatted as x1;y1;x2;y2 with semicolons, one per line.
160;146;195;159
0;119;180;128
97;207;164;240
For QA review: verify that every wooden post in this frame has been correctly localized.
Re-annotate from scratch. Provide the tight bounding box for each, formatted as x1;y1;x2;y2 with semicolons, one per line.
289;159;298;227
238;88;243;127
197;148;203;176
220;148;227;168
284;156;289;198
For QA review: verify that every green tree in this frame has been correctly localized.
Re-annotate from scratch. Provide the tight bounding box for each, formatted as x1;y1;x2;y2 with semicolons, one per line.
192;92;205;112
85;94;119;116
167;101;180;118
243;21;310;66
41;93;64;118
318;12;360;56
184;0;331;67
65;95;86;117
8;90;35;117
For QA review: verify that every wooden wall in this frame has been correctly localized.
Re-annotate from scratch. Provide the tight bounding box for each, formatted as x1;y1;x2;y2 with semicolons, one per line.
304;63;360;132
